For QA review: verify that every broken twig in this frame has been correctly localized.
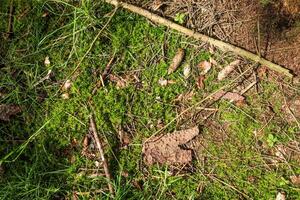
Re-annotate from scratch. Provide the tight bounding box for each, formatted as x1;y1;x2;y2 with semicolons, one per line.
89;115;114;196
104;0;293;78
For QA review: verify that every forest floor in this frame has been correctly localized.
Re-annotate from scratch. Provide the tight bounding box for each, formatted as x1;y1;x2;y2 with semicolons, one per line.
1;0;300;199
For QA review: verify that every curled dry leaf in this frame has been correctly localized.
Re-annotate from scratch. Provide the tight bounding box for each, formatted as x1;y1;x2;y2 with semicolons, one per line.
63;80;72;91
109;74;127;89
183;63;191;79
290;175;300;186
142;126;199;166
212;90;245;103
168;48;185;75
276;192;286;200
217;60;241;81
196;75;205;89
0;104;21;121
158;78;176;86
44;56;50;66
61;93;70;99
198;61;212;75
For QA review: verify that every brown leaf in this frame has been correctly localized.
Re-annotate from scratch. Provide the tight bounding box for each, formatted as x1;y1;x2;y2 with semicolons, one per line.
168;48;185;75
142;126;199;166
290;175;300;186
198;61;212;75
196;75;205;89
212;90;245;103
0;104;21;121
217;60;241;81
109;74;127;89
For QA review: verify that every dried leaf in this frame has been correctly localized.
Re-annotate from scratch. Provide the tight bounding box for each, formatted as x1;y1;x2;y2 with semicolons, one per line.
61;93;70;99
0;104;21;121
212;90;245;103
63;80;72;91
44;56;50;66
198;61;212;75
158;78;176;86
217;60;241;81
142;126;199;166
168;48;185;75
290;175;300;186
196;75;205;89
109;74;127;89
183;63;191;79
276;192;286;200
175;91;195;102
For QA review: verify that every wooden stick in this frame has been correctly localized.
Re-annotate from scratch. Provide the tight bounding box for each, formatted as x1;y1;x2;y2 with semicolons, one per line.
89;115;114;196
104;0;293;78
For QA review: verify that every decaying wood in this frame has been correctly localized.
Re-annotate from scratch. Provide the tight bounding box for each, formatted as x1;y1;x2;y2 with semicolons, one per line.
89;115;114;196
104;0;293;78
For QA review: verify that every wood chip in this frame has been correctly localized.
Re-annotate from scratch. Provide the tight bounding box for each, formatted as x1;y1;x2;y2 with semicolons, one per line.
142;126;199;166
217;60;240;81
168;48;185;75
0;104;21;121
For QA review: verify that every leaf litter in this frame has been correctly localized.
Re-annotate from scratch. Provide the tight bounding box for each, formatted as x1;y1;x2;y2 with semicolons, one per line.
142;126;199;166
0;104;21;121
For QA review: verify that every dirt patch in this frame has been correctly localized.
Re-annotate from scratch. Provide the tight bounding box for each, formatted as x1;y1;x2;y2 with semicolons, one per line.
124;0;300;75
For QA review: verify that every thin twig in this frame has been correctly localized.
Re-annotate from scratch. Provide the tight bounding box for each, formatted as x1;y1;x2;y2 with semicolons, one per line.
104;0;293;78
92;54;116;95
89;115;114;196
5;0;14;39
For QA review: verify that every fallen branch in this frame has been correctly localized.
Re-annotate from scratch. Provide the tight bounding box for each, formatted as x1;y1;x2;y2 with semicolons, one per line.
104;0;293;78
89;115;114;196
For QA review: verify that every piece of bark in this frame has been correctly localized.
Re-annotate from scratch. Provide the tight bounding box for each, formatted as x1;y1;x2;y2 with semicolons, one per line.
142;126;199;166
